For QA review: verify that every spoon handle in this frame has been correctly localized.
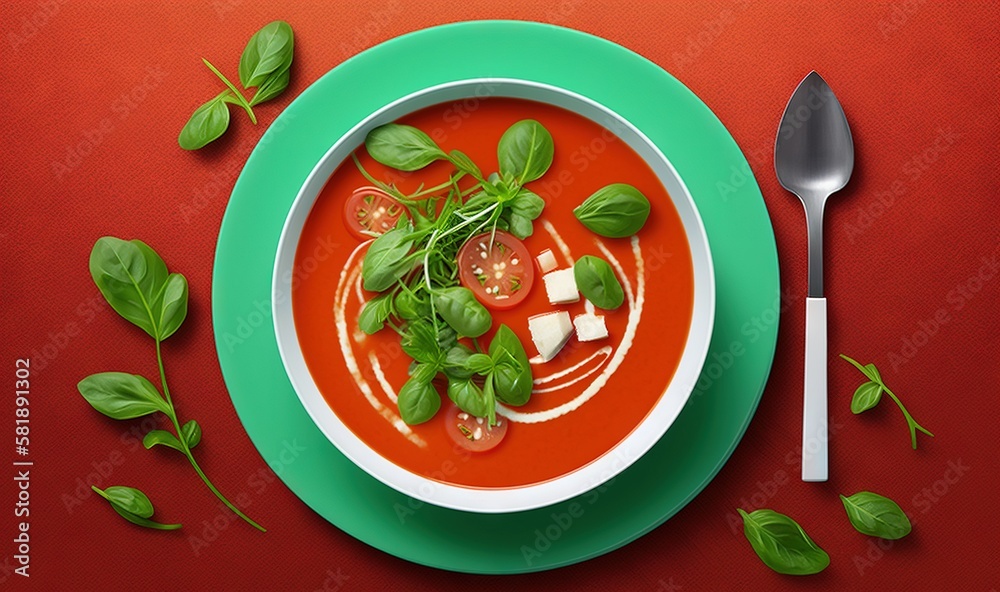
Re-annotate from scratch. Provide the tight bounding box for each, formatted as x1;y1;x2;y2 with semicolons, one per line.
802;297;828;481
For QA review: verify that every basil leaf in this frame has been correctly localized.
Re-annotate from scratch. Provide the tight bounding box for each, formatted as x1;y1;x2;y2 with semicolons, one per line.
489;324;531;366
92;486;182;530
497;119;554;184
178;91;231;150
182;419;202;448
443;345;475;380
851;381;883;413
102;485;155;518
573;183;651;238
365;124;447;171
510;189;545;219
154;273;189;341
463;191;495;212
238;20;294;88
574;255;625;310
447;377;489;418
493;362;531;406
361;227;413;292
400;320;441;365
840;492;912;540
89;237;188;340
465;353;494;375
508;212;534;239
358;293;394;335
77;372;169;420
143;429;184;452
433;287;492;338
737;508;830;575
249;67;290;107
394;289;428;320
449;149;482;178
397;368;441;425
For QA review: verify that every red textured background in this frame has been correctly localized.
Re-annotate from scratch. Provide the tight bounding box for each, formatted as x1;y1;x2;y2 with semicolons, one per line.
2;1;998;590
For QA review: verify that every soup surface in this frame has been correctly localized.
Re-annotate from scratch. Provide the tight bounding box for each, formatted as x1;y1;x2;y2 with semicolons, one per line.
292;97;695;488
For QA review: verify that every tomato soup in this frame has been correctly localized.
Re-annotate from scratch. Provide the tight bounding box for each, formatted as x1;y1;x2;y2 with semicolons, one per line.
292;98;695;488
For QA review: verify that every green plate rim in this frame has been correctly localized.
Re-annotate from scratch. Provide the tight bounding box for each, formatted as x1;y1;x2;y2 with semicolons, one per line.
212;20;778;574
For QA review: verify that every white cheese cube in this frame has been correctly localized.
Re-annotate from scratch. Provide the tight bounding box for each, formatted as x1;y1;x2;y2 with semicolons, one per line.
573;314;609;342
543;268;579;304
536;249;558;273
528;311;574;361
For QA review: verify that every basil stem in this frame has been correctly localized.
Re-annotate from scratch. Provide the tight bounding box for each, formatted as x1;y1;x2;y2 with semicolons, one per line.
840;354;934;449
202;58;257;124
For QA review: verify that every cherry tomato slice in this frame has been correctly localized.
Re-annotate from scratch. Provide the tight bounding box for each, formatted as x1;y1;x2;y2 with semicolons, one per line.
343;186;408;240
457;230;534;309
444;403;508;452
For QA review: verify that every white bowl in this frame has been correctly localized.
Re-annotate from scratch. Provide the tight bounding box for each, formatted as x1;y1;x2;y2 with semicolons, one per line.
272;78;715;513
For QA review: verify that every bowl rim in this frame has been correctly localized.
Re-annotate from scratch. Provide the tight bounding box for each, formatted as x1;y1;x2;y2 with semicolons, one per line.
272;77;715;513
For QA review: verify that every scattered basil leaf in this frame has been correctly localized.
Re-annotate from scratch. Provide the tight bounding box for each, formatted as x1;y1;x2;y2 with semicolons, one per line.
573;183;651;238
92;486;182;531
358;293;394;335
77;372;169;420
366;124;447;171
397;365;441;424
840;354;934;449
738;508;830;575
840;491;912;540
361;226;414;292
143;429;184;452
203;58;257;124
851;381;883;413
239;20;294;88
443;345;475;380
574;255;624;310
497;119;554;184
178;91;232;150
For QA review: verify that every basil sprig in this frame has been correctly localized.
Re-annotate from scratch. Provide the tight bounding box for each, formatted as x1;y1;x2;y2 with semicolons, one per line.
179;20;293;150
91;486;181;531
738;508;830;575
840;491;912;540
840;354;934;449
79;237;265;532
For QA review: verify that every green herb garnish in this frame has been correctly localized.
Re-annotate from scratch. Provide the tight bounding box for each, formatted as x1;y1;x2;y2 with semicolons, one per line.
179;20;293;150
737;508;830;575
354;120;555;425
573;183;650;237
840;491;912;540
79;237;265;532
840;354;934;449
573;255;624;310
91;485;182;531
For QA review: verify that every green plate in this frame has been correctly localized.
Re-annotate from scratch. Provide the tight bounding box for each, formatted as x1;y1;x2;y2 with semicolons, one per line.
213;21;778;574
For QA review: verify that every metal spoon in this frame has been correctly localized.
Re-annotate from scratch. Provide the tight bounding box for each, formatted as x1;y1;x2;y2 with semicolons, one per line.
774;71;854;482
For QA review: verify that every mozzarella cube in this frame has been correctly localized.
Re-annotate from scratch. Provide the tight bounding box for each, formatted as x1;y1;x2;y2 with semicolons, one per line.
536;249;558;273
543;268;579;304
528;311;574;361
573;314;609;342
